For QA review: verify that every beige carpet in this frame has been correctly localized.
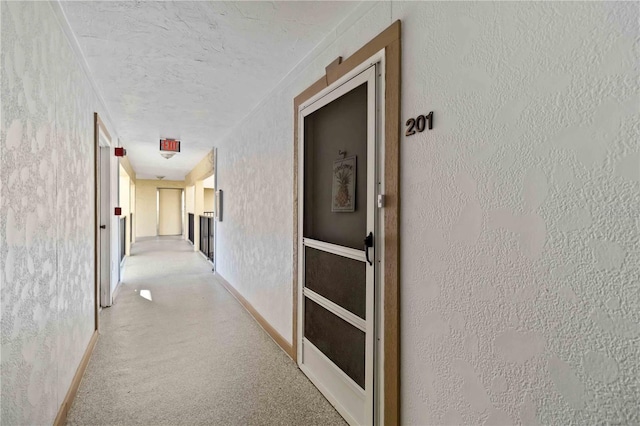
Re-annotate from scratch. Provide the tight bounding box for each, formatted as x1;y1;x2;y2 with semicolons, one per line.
67;236;345;426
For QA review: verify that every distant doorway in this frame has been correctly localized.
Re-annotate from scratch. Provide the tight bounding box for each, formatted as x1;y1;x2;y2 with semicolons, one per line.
157;188;183;236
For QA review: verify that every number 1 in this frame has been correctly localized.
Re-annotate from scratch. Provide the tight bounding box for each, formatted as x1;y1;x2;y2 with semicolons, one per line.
426;111;433;130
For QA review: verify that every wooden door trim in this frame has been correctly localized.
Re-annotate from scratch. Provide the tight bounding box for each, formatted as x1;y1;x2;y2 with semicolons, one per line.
292;20;401;425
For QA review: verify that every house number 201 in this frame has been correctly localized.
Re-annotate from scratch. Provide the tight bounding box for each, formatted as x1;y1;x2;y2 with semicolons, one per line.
405;111;433;136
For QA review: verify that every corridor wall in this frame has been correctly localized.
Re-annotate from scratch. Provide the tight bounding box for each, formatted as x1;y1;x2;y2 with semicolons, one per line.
204;189;215;212
185;184;195;244
186;185;195;214
118;166;131;256
0;1;120;424
119;156;136;247
213;2;639;424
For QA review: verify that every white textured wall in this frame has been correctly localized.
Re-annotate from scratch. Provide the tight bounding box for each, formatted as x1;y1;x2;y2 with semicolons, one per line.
0;2;118;424
214;1;639;424
397;2;639;424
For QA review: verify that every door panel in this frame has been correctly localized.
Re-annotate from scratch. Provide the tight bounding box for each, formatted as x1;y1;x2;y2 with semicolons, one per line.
299;65;377;426
303;83;368;250
158;189;182;235
305;246;366;319
305;298;366;388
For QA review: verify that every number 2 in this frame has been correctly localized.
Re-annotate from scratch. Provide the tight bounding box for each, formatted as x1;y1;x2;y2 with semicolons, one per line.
405;118;416;136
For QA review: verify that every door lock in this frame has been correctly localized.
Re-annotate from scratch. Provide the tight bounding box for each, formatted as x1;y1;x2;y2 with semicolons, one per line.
100;225;106;229
364;232;373;266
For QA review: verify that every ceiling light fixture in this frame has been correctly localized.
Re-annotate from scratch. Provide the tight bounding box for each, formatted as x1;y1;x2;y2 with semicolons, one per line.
160;152;176;159
156;176;165;180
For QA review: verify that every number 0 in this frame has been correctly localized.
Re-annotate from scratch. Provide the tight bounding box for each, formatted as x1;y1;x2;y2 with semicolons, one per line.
416;115;426;132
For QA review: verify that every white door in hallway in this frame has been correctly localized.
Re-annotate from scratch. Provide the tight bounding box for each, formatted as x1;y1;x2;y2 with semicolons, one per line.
158;188;183;236
298;65;377;426
97;141;112;308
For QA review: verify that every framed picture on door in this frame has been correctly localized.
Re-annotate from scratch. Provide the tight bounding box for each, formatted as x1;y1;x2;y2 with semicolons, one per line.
331;156;356;212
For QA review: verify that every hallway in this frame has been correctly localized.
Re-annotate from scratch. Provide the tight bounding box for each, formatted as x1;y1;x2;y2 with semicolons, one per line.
3;2;638;424
67;237;345;425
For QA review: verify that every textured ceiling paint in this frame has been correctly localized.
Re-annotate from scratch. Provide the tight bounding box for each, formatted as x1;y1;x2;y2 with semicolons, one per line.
60;1;360;180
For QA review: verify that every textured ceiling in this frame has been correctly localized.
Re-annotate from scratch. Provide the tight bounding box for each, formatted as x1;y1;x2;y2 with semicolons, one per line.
61;1;359;180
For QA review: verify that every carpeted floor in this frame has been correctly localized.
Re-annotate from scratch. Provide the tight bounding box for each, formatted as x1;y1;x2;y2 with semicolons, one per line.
67;236;345;426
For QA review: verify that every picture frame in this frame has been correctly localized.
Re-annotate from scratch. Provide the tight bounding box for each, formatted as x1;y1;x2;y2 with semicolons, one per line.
331;156;356;212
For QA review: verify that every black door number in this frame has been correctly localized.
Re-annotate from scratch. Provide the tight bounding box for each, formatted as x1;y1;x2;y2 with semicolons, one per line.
405;111;433;136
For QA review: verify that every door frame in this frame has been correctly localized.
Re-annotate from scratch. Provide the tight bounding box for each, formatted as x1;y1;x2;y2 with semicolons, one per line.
292;21;401;425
